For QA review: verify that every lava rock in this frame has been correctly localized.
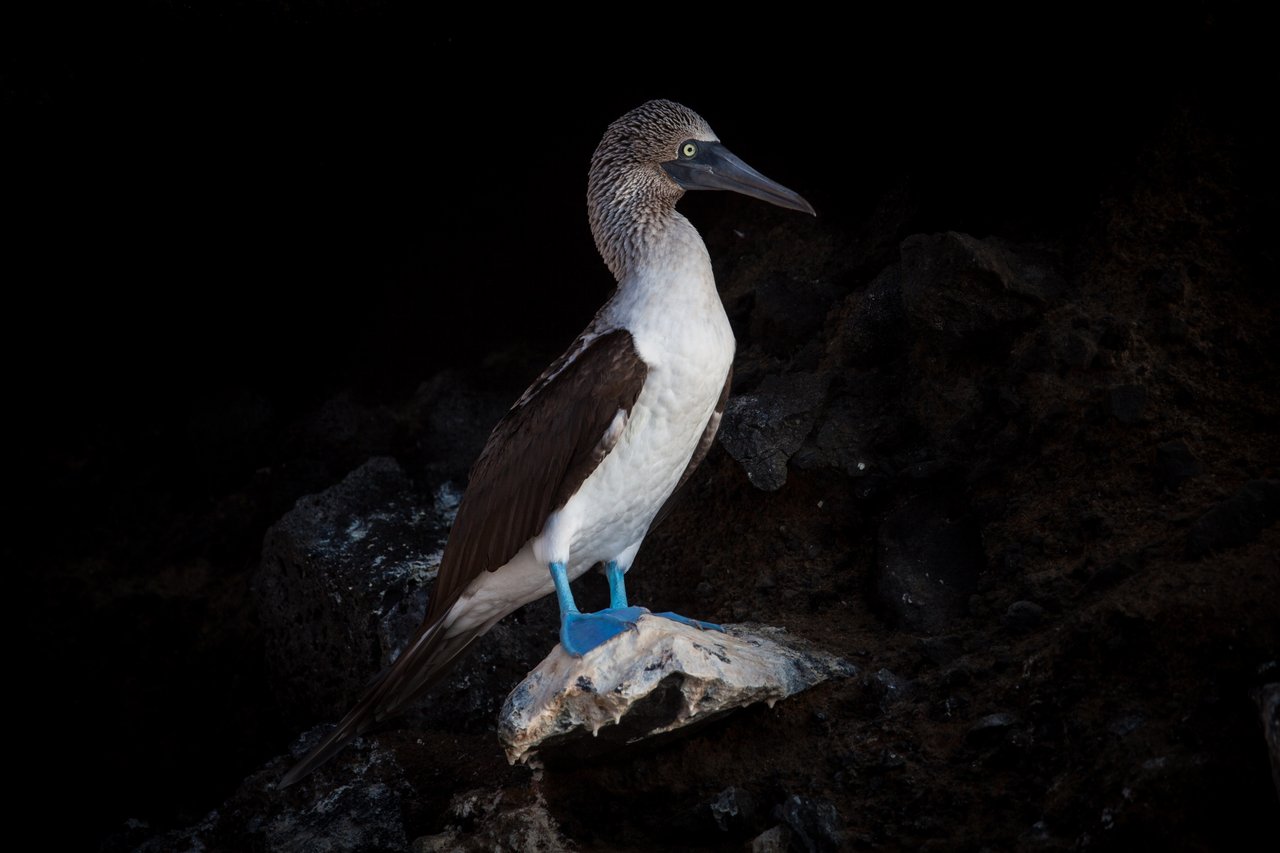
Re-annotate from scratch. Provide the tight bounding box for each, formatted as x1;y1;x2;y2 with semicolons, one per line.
874;495;983;634
1186;479;1280;557
253;457;458;719
966;712;1021;748
870;667;913;706
407;370;520;483
498;618;856;764
919;635;965;666
749;272;843;357
749;825;794;853
299;392;382;452
828;264;908;367
778;794;844;853
138;729;413;852
1107;713;1146;737
1061;329;1099;371
1254;683;1280;803
710;785;757;833
1154;440;1202;490
793;381;889;480
899;231;1063;352
719;372;829;491
1003;600;1045;633
1148;265;1189;305
1109;384;1148;424
411;784;570;852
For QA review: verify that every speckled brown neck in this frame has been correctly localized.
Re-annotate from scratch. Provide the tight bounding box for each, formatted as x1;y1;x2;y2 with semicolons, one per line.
585;100;716;281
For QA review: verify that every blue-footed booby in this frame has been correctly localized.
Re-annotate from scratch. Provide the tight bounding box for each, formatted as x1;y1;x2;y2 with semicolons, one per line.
280;99;813;786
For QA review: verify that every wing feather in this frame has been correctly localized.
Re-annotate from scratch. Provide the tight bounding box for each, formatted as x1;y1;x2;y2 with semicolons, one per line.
427;327;649;619
280;328;649;787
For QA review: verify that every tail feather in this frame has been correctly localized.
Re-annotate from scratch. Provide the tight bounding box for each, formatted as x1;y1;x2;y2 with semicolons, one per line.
279;614;480;787
278;690;381;788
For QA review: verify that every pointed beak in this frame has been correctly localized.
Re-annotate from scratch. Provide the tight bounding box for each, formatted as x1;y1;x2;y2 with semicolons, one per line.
662;141;815;216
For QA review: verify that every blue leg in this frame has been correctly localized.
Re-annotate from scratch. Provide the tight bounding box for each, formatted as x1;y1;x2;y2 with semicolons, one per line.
605;560;629;609
606;559;723;635
550;562;646;657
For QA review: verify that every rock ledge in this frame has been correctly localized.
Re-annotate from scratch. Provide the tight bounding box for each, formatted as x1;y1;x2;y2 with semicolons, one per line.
499;616;855;764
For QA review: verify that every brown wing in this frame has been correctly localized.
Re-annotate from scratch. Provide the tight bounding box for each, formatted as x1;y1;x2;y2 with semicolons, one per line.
426;327;649;620
652;366;732;527
279;328;648;788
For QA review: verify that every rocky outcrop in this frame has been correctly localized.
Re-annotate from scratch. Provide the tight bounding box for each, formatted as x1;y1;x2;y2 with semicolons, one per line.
499;618;855;764
253;457;456;720
719;373;828;491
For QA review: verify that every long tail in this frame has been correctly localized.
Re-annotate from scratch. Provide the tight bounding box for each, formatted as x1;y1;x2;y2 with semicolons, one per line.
278;615;481;787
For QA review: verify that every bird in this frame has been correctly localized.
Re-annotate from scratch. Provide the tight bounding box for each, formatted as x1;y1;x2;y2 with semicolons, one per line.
280;99;814;787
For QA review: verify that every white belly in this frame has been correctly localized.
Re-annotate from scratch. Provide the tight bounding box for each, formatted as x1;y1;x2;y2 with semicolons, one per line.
443;352;730;636
560;356;729;564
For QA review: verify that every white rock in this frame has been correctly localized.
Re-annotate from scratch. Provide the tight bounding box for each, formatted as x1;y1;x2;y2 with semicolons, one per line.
498;615;855;764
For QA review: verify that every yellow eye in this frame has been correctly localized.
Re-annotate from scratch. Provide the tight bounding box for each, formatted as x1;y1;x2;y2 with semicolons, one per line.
681;142;698;158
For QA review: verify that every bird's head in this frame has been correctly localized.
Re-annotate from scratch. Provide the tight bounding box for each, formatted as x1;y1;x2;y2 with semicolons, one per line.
590;99;815;218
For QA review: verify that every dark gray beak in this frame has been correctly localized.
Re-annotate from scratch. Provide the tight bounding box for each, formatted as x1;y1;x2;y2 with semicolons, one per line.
662;141;815;216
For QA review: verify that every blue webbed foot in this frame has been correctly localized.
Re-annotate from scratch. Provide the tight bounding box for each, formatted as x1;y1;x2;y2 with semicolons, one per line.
560;606;649;657
653;611;725;633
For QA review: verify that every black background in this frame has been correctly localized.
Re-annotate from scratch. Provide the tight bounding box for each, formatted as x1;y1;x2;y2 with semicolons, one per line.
11;5;1221;421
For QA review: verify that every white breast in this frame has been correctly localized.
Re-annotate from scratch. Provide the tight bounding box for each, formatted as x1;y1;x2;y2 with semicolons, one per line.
554;216;734;571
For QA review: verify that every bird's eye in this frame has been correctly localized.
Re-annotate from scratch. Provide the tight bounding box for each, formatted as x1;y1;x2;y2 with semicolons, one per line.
681;142;698;159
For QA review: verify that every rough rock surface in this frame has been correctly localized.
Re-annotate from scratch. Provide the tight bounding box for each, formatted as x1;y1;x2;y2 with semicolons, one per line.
410;781;571;853
718;372;828;491
1257;682;1280;802
498;617;856;764
1186;479;1280;557
873;493;983;634
899;231;1063;350
135;731;415;853
254;457;458;720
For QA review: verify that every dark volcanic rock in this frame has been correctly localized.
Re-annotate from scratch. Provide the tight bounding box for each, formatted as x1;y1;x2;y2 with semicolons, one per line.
709;785;757;833
899;232;1063;351
1061;330;1099;370
407;371;519;484
139;731;413;853
1256;683;1280;803
874;494;983;634
1154;440;1202;490
255;456;563;733
1002;600;1045;633
749;273;843;358
1186;479;1280;557
411;784;570;852
870;667;913;706
1109;383;1148;424
719;372;829;491
748;825;794;852
777;794;843;853
966;712;1021;749
828;264;908;367
793;377;901;484
254;457;458;720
